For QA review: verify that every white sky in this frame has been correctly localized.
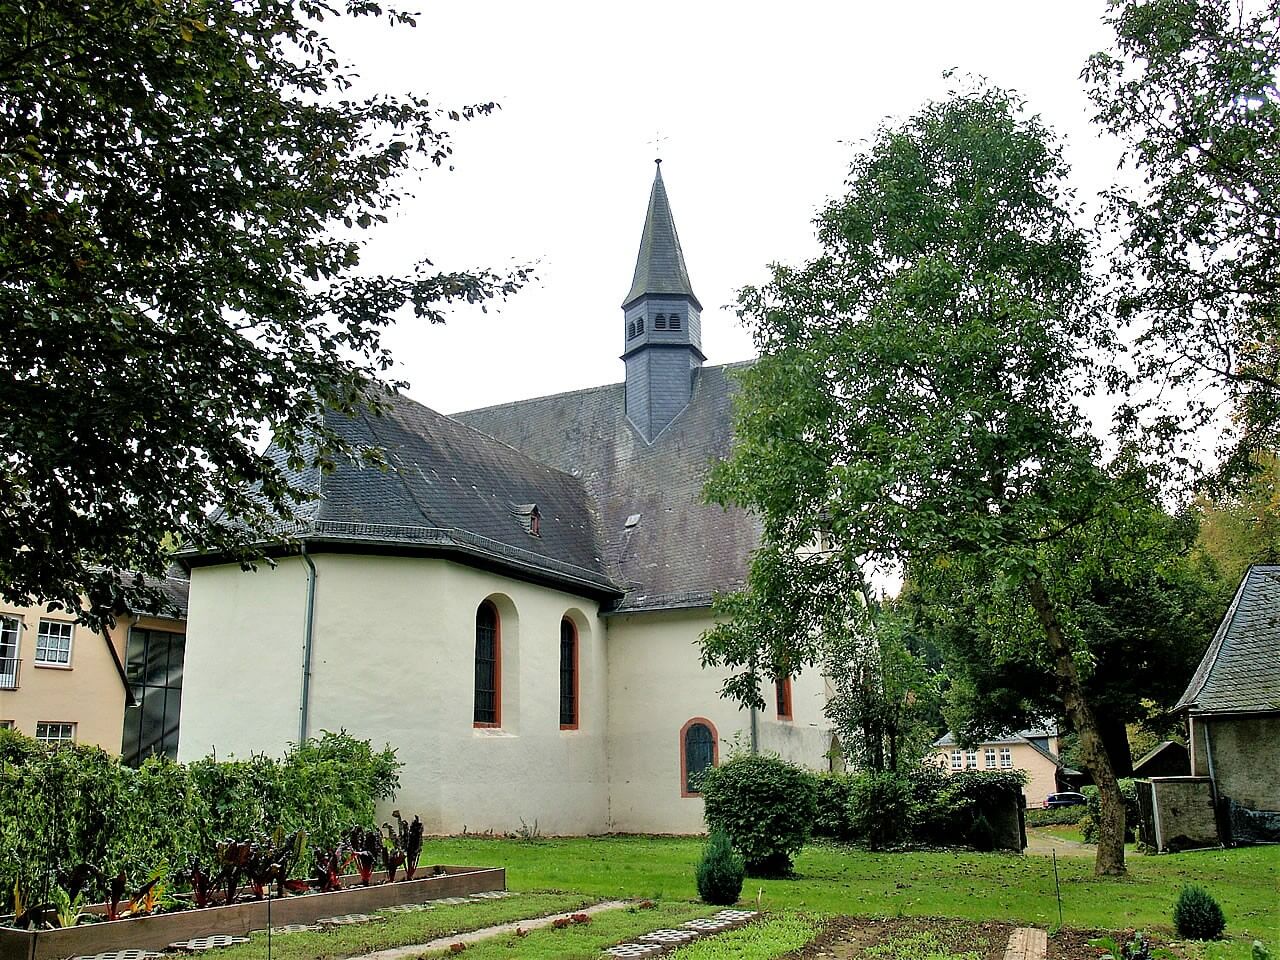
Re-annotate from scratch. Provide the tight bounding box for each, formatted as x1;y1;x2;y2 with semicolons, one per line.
333;2;1122;415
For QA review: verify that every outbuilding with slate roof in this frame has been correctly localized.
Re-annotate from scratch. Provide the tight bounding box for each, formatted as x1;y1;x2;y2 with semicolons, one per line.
1174;564;1280;817
175;163;832;835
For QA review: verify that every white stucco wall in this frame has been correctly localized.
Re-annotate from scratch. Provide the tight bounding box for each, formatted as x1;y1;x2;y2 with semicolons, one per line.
179;554;610;833
604;608;831;834
179;559;310;761
179;554;833;836
301;554;610;835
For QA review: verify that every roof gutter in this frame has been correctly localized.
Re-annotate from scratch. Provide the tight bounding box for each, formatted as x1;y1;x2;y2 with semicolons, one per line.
299;544;318;745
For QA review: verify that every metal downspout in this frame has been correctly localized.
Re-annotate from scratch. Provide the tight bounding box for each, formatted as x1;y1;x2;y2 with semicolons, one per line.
299;545;318;745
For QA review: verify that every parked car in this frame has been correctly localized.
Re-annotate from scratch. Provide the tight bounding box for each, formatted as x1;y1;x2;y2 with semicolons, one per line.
1043;791;1087;809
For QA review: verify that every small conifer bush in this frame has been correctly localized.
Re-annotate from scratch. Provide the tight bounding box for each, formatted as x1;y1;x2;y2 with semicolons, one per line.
1173;885;1226;940
695;830;745;905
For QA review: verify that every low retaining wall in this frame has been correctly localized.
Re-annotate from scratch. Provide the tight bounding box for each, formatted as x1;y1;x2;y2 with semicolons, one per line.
0;866;504;960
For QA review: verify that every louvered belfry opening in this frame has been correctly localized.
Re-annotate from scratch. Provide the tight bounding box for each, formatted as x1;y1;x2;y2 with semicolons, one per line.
473;601;499;725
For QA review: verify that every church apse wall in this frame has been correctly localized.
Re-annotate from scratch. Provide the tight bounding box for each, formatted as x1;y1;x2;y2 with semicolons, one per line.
604;608;830;834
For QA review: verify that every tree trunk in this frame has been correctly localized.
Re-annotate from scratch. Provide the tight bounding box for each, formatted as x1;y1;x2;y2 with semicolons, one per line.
1026;577;1126;876
1098;712;1134;778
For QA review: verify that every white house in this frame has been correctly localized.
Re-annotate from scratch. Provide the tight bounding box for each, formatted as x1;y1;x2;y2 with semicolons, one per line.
177;164;832;834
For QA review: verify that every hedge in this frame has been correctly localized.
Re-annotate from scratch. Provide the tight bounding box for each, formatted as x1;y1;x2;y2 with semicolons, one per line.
812;765;1027;849
1025;805;1087;827
0;728;400;910
701;754;817;876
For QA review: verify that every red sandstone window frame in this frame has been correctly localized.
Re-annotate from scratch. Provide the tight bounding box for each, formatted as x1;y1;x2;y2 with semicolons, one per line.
473;600;501;729
775;676;793;720
559;617;579;730
679;717;719;798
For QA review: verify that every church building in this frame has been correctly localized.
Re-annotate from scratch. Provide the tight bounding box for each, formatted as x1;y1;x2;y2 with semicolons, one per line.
177;164;832;834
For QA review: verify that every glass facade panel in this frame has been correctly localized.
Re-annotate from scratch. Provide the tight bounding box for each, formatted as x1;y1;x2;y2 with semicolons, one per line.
121;627;185;765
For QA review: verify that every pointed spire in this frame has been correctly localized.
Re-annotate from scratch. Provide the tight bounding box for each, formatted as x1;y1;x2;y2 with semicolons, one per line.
622;161;701;310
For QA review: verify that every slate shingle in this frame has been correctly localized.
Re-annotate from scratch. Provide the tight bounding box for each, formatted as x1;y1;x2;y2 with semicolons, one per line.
454;363;758;611
1174;564;1280;715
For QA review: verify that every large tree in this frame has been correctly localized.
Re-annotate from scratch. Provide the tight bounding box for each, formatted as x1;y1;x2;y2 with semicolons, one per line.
0;1;527;625
1084;0;1280;483
911;504;1226;776
704;83;1146;874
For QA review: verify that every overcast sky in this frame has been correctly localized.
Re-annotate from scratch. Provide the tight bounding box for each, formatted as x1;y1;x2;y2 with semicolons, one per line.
332;2;1122;414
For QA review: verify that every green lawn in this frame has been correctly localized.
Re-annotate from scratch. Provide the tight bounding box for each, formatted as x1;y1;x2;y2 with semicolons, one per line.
420;836;1279;940
175;838;1278;960
208;892;594;960
417;902;716;959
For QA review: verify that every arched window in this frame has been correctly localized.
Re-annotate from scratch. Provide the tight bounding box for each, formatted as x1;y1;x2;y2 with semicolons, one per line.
655;314;668;330
559;617;578;729
637;315;645;335
775;676;793;720
668;312;681;330
473;601;500;727
680;718;718;797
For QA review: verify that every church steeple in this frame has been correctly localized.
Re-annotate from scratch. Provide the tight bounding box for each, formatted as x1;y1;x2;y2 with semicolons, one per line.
622;161;702;311
622;162;705;442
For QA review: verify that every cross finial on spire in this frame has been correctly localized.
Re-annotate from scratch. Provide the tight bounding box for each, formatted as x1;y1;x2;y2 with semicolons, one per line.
648;130;669;166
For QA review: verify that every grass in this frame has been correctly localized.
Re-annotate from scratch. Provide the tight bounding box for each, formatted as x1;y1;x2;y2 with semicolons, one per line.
418;836;1278;938
1034;824;1088;844
207;891;594;960
666;913;823;959
416;901;713;958
864;929;985;960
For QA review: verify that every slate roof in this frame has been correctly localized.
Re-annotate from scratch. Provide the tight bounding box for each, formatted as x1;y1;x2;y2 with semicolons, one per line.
454;362;759;612
1173;564;1280;715
622;162;701;310
198;393;620;597
933;728;1058;748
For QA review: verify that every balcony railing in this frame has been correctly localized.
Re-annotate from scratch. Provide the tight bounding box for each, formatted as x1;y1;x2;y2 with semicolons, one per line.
0;657;19;690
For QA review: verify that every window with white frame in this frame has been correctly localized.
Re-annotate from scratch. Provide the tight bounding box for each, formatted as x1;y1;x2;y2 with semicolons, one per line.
985;747;997;769
0;720;14;730
35;619;73;666
0;616;18;688
950;749;962;770
999;747;1012;768
35;721;75;744
966;749;978;769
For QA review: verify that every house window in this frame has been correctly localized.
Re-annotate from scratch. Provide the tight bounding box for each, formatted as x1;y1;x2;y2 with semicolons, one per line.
775;676;792;720
35;619;73;666
0;720;14;730
985;748;997;769
966;749;978;769
35;721;75;745
121;627;186;765
655;315;668;330
950;749;962;770
473;601;500;727
559;618;578;729
529;509;540;537
681;718;718;797
669;313;681;330
999;747;1012;768
627;320;639;340
0;616;19;689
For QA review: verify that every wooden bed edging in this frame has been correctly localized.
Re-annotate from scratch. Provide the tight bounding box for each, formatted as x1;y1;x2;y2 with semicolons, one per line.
0;866;505;960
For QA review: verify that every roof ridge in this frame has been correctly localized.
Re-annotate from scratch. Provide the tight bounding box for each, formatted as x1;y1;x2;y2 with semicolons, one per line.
450;361;752;419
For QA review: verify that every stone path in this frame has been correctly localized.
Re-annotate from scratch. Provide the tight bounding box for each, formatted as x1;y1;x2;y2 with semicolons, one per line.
604;909;759;958
352;899;631;960
1003;927;1049;960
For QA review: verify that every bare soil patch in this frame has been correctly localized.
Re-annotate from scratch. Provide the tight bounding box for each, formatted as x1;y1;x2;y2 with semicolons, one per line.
780;915;1014;960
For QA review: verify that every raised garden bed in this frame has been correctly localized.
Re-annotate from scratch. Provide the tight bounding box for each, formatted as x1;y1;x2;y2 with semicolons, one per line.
0;866;504;960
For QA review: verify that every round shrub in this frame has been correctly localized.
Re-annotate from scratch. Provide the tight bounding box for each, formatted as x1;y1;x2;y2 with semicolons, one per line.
1174;885;1226;940
701;754;816;877
695;830;745;905
847;771;912;849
